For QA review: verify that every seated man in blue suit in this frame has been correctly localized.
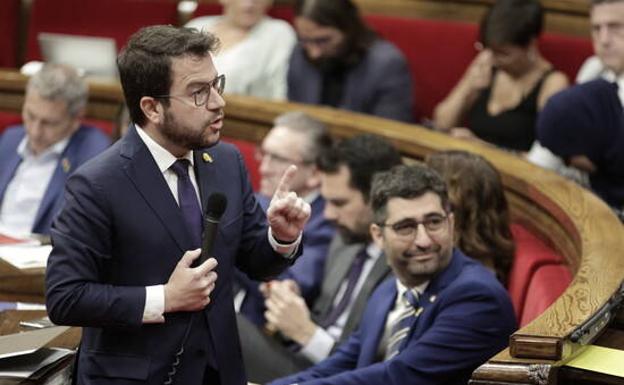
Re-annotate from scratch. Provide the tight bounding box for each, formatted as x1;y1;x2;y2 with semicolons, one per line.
288;0;414;123
266;164;517;385
45;25;311;385
0;63;110;236
236;111;335;325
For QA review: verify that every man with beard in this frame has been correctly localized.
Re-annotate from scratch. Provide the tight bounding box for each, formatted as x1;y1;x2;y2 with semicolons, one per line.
238;134;401;383
45;25;311;385
287;0;414;123
268;164;516;385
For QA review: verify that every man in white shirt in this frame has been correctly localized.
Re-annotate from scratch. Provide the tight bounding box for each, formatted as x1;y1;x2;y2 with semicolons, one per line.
0;63;110;235
238;134;402;383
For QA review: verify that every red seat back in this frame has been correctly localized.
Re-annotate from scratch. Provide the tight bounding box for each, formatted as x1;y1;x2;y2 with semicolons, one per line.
25;0;179;61
0;0;21;68
0;111;23;135
508;223;565;321
221;137;260;191
519;263;572;326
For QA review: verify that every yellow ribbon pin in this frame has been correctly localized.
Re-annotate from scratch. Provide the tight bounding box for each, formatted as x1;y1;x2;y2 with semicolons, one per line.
61;158;71;173
202;152;213;163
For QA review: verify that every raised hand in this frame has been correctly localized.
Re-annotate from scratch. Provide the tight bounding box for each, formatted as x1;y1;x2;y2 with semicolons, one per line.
266;165;311;243
164;249;218;312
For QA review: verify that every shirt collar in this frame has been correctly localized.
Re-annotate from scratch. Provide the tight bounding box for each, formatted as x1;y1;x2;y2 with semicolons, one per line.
135;124;194;172
18;135;71;160
395;279;429;302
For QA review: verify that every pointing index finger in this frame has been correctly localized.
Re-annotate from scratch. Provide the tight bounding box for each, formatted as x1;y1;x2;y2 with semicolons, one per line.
274;165;297;197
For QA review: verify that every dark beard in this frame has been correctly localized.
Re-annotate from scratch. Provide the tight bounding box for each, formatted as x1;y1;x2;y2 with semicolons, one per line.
161;108;215;150
337;224;370;244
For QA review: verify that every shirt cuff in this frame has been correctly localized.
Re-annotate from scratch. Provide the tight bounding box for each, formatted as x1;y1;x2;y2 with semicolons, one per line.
299;326;335;363
143;285;165;323
268;227;301;258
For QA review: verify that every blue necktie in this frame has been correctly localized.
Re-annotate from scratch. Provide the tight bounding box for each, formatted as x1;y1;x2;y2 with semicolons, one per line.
385;288;421;360
320;247;368;328
170;159;203;248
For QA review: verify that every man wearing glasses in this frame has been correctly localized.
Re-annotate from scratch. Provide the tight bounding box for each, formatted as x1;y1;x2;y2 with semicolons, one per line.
45;25;311;385
235;111;335;327
267;164;516;385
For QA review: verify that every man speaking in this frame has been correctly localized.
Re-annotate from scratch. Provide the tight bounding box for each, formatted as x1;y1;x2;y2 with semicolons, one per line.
45;25;310;385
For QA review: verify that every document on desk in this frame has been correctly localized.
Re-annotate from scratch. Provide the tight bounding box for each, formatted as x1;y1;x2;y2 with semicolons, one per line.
0;347;73;379
0;326;69;359
566;345;624;377
0;244;52;270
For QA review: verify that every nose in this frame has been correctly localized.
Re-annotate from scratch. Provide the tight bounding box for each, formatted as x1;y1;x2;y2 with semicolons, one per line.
596;26;611;46
412;224;433;249
258;155;272;175
323;203;337;222
207;90;226;110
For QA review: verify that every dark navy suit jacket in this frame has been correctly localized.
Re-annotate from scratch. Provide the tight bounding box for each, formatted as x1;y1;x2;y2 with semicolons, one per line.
45;126;297;385
287;39;414;123
238;193;335;325
0;124;110;234
269;249;516;385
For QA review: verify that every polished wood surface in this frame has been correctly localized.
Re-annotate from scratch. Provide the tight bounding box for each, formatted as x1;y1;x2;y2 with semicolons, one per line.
1;69;624;384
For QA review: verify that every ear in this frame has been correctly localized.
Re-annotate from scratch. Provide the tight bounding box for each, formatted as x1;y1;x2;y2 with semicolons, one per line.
370;223;385;250
139;96;164;125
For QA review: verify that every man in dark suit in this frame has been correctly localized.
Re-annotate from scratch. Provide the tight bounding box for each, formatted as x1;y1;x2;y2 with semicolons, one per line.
236;111;335;326
287;0;414;123
238;134;401;382
0;63;109;236
268;164;517;385
45;25;311;385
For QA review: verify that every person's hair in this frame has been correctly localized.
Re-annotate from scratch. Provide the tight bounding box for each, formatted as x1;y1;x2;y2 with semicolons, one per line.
117;25;220;126
426;150;515;284
294;0;376;63
316;134;402;201
591;0;624;6
273;111;333;162
479;0;543;48
27;63;88;117
370;164;450;226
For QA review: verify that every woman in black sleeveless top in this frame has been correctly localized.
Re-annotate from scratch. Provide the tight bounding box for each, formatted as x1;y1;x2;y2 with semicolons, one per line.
433;0;568;153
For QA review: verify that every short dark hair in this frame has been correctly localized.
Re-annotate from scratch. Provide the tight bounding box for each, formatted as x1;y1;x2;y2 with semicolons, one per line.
316;134;402;201
273;111;333;162
370;164;450;225
295;0;376;63
479;0;543;48
117;25;219;126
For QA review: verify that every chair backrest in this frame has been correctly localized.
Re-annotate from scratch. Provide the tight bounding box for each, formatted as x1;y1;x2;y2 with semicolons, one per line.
25;0;179;62
519;263;572;327
0;0;21;68
221;137;260;191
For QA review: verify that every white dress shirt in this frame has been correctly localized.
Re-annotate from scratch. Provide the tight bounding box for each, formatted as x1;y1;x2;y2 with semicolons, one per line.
300;243;383;363
135;125;301;323
0;136;69;236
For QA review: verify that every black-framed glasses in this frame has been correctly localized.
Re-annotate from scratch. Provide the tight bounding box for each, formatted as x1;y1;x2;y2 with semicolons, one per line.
154;74;226;107
254;148;313;166
379;214;448;238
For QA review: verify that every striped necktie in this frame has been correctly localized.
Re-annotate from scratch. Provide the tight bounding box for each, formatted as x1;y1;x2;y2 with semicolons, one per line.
384;288;421;360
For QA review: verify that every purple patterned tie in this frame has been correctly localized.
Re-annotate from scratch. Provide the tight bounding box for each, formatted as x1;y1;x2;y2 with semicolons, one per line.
170;159;203;248
320;247;369;328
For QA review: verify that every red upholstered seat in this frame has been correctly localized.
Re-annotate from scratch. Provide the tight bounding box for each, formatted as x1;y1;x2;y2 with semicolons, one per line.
519;263;572;326
25;0;179;61
0;111;22;135
0;0;20;68
221;137;260;192
508;223;565;321
363;15;593;121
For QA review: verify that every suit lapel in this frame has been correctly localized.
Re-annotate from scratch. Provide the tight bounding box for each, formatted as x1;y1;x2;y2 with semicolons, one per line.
121;127;191;252
0;154;21;201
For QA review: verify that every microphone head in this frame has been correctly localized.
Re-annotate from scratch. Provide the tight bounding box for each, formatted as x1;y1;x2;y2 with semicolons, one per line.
206;192;227;221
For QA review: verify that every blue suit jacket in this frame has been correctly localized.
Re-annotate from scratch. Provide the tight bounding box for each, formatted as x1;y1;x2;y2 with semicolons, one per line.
238;193;335;325
287;39;414;123
0;124;110;234
45;126;297;385
270;249;516;385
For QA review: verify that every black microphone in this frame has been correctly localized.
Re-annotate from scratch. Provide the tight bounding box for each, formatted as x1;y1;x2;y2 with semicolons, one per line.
200;192;228;264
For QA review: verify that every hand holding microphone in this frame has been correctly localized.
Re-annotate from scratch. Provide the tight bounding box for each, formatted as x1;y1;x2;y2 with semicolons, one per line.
164;193;228;313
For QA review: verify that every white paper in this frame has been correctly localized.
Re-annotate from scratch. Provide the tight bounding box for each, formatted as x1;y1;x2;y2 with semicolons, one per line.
0;245;52;269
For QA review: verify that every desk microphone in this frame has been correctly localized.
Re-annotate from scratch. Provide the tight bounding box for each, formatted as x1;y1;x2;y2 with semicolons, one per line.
200;192;227;264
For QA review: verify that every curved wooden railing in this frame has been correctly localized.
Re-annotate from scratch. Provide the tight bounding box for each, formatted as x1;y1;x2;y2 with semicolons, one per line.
1;69;624;384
